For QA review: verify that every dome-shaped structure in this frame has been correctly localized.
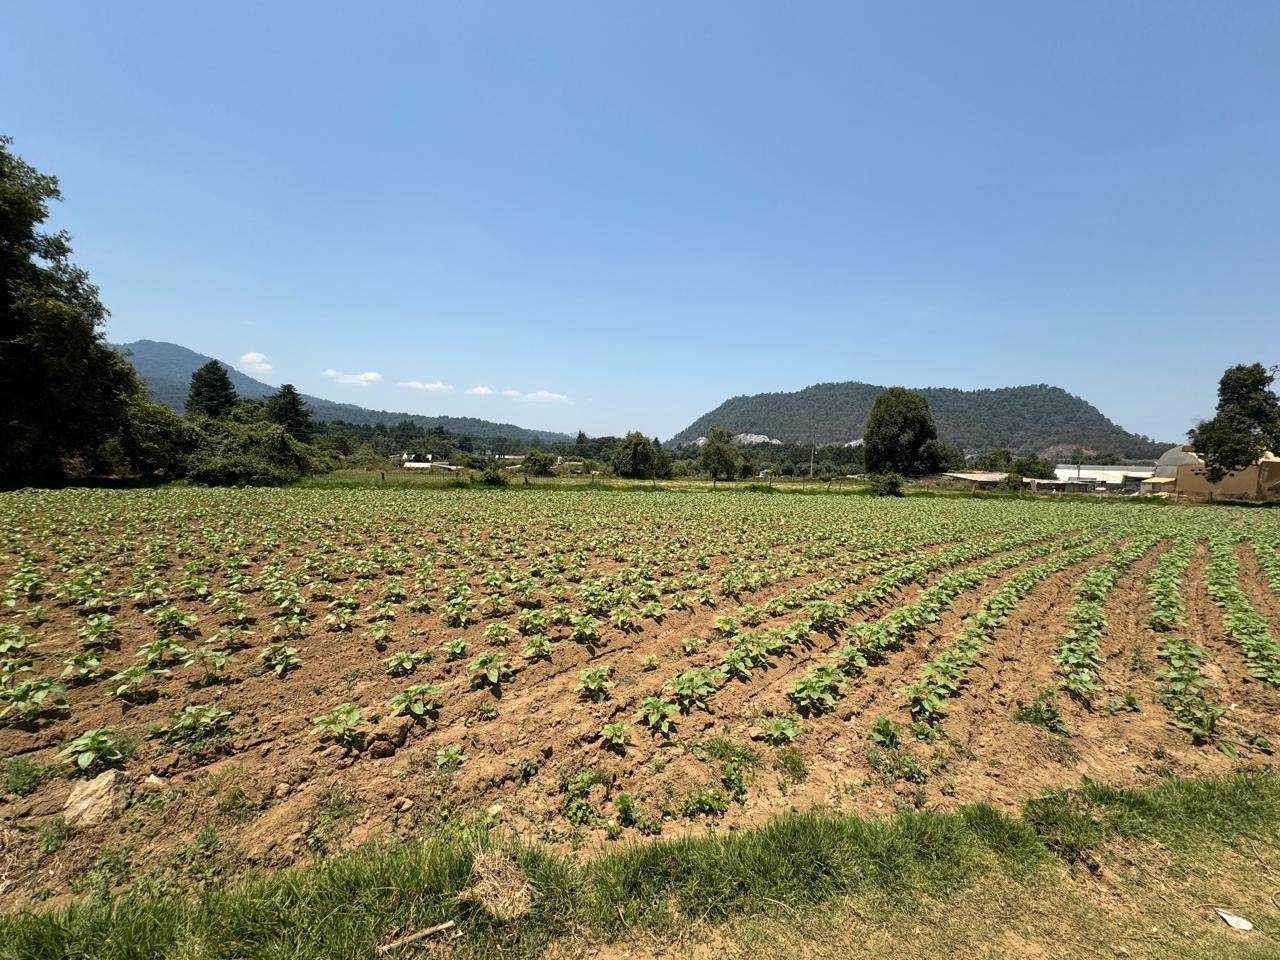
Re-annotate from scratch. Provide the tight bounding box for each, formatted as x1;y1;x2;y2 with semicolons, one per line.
1154;445;1202;478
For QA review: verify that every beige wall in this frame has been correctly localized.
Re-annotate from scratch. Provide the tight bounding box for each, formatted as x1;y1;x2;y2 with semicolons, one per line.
1175;461;1280;500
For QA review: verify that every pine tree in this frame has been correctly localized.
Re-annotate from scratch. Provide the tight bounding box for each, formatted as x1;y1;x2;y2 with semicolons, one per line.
266;384;314;441
186;361;237;419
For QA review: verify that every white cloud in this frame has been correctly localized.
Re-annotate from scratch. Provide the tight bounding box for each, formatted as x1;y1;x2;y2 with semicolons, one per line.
523;389;572;403
323;368;382;387
501;388;523;398
239;351;272;375
466;385;494;396
397;380;453;392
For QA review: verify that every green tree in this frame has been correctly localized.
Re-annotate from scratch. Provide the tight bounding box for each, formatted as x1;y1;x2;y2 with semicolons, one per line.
925;440;966;472
863;388;940;476
699;427;739;482
0;136;142;485
522;449;555;477
651;437;673;479
1010;455;1056;480
974;448;1014;471
186;419;317;486
265;384;314;441
611;431;659;479
186;361;237;419
1188;363;1280;482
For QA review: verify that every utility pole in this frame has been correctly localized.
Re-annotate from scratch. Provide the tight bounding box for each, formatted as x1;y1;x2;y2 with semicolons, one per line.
809;430;816;481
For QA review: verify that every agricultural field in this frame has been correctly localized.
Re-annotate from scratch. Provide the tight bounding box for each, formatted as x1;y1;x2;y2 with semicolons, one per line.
2;487;1279;921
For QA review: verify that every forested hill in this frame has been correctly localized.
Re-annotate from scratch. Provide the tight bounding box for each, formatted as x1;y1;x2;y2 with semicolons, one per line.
111;340;571;443
672;382;1168;459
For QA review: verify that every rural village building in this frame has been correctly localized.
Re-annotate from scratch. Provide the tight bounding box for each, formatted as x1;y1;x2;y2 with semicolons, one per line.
1144;445;1280;501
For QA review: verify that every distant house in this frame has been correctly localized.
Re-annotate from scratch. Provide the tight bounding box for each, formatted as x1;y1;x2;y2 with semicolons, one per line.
1054;464;1154;491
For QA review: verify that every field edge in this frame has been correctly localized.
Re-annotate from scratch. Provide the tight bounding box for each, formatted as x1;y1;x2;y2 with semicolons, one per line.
3;769;1279;960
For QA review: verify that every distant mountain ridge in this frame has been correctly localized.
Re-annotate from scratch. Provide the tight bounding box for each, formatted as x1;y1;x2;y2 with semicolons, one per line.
672;381;1168;459
111;340;571;443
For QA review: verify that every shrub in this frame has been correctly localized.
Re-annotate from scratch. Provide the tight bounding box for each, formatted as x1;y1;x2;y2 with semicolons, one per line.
868;472;905;497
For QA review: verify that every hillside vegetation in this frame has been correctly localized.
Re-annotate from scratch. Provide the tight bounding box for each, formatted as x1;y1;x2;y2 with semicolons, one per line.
673;382;1167;458
112;340;570;443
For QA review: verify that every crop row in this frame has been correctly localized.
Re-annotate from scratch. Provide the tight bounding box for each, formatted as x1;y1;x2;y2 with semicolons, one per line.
1052;534;1164;696
901;536;1120;723
1204;537;1280;687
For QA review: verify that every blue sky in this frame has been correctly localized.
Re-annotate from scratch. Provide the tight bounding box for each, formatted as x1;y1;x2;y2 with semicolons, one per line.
3;2;1277;441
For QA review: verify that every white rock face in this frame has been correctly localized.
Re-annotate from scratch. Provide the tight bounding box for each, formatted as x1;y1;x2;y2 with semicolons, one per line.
63;769;131;826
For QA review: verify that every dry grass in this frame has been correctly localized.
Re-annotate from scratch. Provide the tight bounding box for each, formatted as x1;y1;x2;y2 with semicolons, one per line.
465;850;533;922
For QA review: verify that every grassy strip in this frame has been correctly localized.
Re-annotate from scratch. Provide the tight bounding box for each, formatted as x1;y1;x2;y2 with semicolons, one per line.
3;771;1278;960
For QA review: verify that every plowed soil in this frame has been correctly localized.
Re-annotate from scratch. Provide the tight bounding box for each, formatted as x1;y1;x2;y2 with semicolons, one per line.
1;488;1278;909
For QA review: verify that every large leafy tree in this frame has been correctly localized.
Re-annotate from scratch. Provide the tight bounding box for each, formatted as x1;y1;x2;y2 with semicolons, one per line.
699;426;739;482
0;136;142;484
1188;363;1280;481
863;387;941;476
611;431;658;479
186;360;237;419
265;383;314;441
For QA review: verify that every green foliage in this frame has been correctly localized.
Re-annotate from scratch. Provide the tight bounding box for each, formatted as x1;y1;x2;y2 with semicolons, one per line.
789;664;842;714
383;650;430;677
468;651;515;688
185;418;318;486
186;361;238;419
599;722;633;753
477;463;508;486
386;683;441;720
665;667;721;712
434;744;467;769
861;388;941;476
0;769;1278;956
310;704;366;746
576;665;614;701
0;136;144;486
5;756;54;796
867;472;904;497
635;696;678;735
610;432;668;480
152;704;235;750
1203;537;1280;686
0;677;68;723
762;713;801;744
1187;363;1280;482
57;728;130;774
680;787;729;818
773;745;808;783
264;384;314;442
867;715;900;748
522;448;555;477
259;643;300;678
1012;688;1069;736
698;427;739;481
673;380;1168;459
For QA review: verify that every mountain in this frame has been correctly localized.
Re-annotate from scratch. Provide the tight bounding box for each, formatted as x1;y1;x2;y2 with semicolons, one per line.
111;340;571;443
671;382;1169;459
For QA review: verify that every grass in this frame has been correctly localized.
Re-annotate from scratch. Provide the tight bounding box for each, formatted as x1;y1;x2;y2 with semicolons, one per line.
2;771;1278;959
